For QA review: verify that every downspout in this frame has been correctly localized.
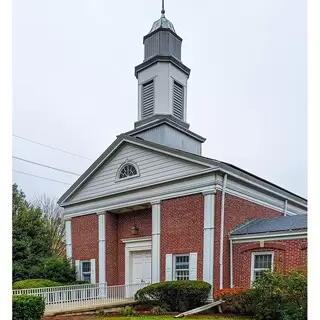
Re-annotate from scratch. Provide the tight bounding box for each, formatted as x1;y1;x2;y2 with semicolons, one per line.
284;200;288;216
229;238;233;288
219;174;228;289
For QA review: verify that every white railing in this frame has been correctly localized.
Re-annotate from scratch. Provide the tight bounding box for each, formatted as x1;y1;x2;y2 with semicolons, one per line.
12;282;148;312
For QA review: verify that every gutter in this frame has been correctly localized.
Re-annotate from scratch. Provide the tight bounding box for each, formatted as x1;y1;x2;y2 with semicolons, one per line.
229;230;308;242
219;173;228;289
284;200;288;216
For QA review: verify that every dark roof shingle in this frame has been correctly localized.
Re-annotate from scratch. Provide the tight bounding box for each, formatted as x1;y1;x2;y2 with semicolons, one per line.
230;214;307;236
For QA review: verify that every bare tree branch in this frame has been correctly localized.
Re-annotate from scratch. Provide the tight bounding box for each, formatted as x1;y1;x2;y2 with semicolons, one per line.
33;194;66;258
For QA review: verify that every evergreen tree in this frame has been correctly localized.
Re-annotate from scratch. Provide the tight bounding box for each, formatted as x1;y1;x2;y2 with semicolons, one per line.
12;185;52;281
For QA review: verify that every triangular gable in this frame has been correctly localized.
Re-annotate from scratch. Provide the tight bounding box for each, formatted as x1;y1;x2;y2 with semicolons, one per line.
59;136;215;205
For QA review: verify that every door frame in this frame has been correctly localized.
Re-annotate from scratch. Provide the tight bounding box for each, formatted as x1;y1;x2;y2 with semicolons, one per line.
121;236;152;285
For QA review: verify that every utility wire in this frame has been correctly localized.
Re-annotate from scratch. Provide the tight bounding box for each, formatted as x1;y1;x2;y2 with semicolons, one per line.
13;156;81;176
13;134;94;161
13;170;72;185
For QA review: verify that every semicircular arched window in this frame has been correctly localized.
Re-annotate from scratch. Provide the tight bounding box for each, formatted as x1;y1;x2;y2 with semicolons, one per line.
116;161;139;181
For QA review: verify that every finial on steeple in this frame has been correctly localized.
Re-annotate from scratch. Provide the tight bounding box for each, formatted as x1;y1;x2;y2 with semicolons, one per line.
161;0;165;16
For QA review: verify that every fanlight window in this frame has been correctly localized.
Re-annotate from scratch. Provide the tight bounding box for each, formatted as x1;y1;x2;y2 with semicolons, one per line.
118;163;139;180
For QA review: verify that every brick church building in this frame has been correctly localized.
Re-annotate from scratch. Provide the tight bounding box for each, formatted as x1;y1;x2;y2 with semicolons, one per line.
58;4;307;298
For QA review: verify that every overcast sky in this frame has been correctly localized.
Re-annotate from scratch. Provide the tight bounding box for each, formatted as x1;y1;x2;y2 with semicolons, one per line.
12;0;307;202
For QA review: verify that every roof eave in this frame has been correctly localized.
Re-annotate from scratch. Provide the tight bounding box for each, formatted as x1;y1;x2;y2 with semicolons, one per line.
122;118;206;143
229;229;308;241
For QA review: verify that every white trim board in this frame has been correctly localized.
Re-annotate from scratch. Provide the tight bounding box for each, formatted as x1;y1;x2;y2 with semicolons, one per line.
122;237;152;286
230;231;307;243
218;168;307;209
63;181;215;219
121;236;152;244
62;168;217;207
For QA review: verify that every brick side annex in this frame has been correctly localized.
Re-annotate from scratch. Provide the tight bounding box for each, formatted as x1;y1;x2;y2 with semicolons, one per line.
58;5;307;298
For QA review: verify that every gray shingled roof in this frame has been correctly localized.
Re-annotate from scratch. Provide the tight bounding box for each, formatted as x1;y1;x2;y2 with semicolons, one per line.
230;215;308;236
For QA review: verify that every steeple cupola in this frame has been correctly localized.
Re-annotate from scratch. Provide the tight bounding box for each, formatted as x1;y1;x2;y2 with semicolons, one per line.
127;1;206;156
143;3;181;61
135;1;190;125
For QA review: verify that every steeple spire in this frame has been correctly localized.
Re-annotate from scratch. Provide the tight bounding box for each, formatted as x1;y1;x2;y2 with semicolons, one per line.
161;0;165;16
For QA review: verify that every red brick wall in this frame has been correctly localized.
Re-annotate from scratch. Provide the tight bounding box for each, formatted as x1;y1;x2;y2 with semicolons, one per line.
160;194;204;281
72;214;99;281
72;209;152;286
214;191;283;290
117;209;152;285
232;238;307;287
106;212;118;285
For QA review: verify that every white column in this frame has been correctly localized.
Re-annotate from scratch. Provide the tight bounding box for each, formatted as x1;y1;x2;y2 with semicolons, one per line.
65;218;72;260
151;201;161;283
203;191;215;300
97;211;106;284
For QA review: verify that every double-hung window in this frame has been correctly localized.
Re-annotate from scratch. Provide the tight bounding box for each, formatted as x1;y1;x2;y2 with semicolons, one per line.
173;255;190;280
75;259;96;284
81;261;91;283
251;252;274;285
165;253;197;281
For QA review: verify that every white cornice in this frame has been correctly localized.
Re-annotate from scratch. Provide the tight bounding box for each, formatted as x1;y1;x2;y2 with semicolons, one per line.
63;181;215;219
62;168;217;207
219;168;307;209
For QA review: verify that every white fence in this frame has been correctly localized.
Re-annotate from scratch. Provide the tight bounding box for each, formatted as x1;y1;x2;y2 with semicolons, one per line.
12;282;148;312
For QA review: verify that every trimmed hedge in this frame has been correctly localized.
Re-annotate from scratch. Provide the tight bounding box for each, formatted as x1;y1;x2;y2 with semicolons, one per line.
214;288;251;315
12;295;45;320
13;279;63;289
134;280;211;312
13;279;88;290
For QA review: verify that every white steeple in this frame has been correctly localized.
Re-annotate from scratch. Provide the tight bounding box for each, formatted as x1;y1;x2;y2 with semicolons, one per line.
134;2;190;124
127;1;206;156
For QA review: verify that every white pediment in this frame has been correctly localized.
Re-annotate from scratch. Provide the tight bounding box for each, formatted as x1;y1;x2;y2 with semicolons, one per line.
66;141;211;204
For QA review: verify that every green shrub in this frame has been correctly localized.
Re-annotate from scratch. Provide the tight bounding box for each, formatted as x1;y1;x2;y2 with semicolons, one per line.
135;280;211;312
119;305;134;316
281;271;307;320
248;269;307;320
13;279;63;289
214;288;252;315
35;257;76;283
248;271;287;320
12;295;45;320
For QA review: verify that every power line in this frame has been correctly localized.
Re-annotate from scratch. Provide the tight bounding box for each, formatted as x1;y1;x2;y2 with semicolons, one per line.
13;134;94;161
13;170;72;185
13;156;81;176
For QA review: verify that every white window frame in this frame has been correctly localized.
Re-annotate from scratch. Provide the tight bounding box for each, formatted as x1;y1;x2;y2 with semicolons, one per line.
81;260;91;282
250;252;274;286
115;160;140;182
173;254;190;281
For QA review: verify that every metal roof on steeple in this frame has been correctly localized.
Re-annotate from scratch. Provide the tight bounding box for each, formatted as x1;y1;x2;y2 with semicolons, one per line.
148;0;176;34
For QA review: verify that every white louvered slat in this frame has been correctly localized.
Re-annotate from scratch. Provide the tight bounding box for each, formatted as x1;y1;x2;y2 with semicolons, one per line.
173;81;184;120
142;80;154;118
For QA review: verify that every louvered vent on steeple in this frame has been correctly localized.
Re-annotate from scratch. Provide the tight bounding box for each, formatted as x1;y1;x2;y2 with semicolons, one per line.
142;80;155;119
172;81;184;120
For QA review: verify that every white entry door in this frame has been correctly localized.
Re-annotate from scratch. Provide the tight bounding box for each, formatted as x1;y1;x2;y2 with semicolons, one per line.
131;250;151;284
